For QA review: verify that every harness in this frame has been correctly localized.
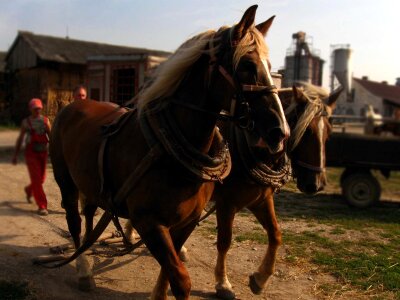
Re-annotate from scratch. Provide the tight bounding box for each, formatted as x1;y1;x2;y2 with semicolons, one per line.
286;98;328;174
231;124;291;188
171;31;279;132
43;32;284;268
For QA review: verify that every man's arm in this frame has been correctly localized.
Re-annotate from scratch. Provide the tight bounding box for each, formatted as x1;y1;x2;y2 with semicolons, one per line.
45;118;51;141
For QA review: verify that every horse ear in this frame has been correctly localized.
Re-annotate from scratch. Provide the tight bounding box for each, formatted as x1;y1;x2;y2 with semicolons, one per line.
292;85;306;104
256;15;275;37
326;86;344;109
232;5;258;42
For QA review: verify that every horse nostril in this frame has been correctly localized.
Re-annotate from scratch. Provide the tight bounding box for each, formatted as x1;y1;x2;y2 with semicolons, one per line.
267;127;286;142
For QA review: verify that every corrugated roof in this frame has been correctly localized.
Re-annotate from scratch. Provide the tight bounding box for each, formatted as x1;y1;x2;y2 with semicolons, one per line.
14;31;170;65
354;77;400;105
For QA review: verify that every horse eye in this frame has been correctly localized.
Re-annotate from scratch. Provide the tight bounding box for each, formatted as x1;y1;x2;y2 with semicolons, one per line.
240;61;256;73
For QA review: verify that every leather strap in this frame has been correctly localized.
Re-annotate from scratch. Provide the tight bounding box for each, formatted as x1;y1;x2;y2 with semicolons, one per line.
295;159;325;173
41;144;163;268
98;109;136;194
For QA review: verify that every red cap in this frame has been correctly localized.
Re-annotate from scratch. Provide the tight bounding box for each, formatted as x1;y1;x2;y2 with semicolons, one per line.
29;98;43;109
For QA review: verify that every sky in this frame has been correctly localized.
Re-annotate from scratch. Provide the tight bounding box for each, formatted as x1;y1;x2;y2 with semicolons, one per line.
0;0;399;88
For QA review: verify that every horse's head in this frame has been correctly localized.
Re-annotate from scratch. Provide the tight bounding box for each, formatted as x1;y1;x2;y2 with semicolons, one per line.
282;85;342;195
209;5;289;157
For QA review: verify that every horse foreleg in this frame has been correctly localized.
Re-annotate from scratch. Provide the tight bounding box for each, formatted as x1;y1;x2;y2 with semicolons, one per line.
179;245;189;262
134;220;191;300
214;203;236;300
247;192;281;295
82;201;97;243
152;268;170;300
62;189;95;291
124;220;140;243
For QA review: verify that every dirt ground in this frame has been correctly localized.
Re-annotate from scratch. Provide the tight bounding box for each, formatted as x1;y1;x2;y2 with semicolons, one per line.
0;130;381;300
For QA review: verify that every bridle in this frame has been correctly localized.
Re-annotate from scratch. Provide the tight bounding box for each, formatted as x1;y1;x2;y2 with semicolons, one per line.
295;159;325;173
171;29;278;131
287;99;329;174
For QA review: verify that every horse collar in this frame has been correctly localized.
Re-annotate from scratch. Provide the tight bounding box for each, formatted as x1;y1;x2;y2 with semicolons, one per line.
140;109;232;182
230;124;291;188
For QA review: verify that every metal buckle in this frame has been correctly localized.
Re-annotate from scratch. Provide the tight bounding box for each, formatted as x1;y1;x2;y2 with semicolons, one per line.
237;102;254;130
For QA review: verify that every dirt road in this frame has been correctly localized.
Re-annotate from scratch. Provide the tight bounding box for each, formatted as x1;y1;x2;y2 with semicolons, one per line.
0;130;337;299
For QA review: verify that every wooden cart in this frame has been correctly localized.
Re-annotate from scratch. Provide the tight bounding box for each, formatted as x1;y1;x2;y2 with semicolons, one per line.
326;132;400;208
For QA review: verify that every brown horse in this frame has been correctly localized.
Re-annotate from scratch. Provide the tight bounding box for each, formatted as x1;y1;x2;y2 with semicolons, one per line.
49;5;288;299
211;84;342;299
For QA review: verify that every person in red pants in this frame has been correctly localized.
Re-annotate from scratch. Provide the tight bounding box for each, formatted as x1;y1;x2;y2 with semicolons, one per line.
12;98;51;216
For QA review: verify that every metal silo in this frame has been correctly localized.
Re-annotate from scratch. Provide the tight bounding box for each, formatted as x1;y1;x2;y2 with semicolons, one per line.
331;45;353;92
282;31;324;87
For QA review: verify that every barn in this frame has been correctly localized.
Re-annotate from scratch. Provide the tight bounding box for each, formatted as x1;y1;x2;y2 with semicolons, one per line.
334;76;400;117
5;31;170;122
86;53;168;105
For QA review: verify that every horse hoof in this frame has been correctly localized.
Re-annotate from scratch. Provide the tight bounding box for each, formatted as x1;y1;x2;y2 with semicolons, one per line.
179;249;189;262
249;274;263;295
215;287;236;300
78;276;96;292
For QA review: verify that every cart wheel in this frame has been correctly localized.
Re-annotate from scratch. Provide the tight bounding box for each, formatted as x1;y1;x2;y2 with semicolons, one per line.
340;168;354;186
342;173;381;208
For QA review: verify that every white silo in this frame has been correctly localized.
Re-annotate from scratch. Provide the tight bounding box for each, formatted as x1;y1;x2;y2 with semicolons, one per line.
330;45;353;93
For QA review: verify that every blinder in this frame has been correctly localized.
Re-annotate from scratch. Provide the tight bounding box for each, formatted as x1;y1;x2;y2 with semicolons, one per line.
172;31;278;132
213;57;278;131
170;30;279;133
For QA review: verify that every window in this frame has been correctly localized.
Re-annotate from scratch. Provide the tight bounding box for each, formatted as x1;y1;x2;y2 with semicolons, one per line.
112;68;136;105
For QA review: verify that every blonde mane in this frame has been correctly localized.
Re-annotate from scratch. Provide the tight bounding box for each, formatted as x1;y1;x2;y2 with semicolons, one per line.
137;25;269;114
232;25;269;70
286;82;328;152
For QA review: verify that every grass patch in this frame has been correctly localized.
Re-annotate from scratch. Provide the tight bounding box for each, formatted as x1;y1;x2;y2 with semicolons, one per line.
330;227;346;235
199;224;217;238
275;190;400;234
274;173;400;297
0;280;32;300
283;229;400;298
235;231;267;244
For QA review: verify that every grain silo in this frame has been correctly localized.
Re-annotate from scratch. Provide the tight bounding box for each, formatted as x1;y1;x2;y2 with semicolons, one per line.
282;31;324;87
330;45;353;92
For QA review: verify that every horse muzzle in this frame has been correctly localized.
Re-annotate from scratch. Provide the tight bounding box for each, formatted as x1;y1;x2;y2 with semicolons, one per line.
257;125;289;155
296;174;326;195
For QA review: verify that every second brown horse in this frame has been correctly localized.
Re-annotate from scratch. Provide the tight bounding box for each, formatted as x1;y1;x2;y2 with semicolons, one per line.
212;84;342;299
